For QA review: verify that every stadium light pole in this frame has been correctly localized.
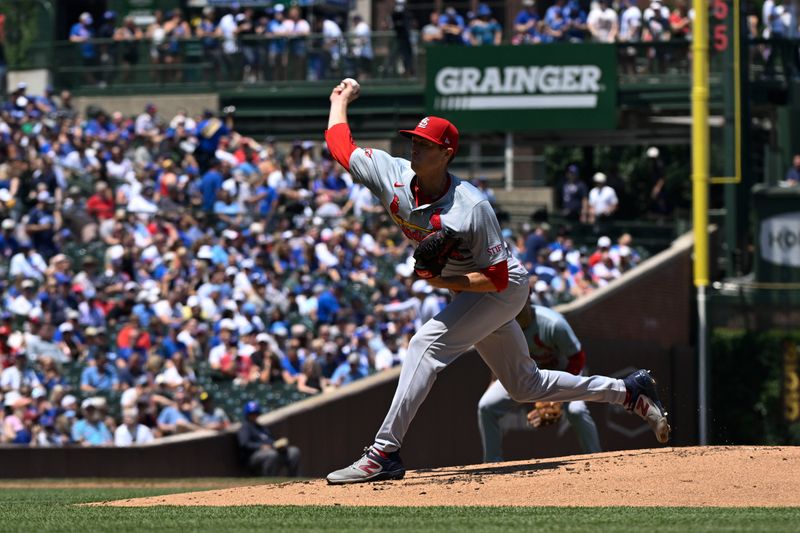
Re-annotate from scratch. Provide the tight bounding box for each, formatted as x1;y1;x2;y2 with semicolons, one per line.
691;0;710;446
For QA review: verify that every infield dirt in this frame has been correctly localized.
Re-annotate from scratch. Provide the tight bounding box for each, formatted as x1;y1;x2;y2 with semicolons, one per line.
99;446;800;507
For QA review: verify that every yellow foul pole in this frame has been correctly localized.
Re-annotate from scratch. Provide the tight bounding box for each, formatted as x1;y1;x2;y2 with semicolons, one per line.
692;0;710;445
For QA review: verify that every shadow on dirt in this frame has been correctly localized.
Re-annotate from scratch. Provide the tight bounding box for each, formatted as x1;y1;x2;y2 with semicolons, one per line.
412;459;568;480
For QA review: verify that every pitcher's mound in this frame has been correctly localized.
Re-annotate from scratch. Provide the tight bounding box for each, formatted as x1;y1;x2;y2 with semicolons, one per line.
102;446;800;507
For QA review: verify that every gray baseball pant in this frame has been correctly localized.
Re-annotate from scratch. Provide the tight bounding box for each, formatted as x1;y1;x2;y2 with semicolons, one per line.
477;379;602;463
374;280;626;453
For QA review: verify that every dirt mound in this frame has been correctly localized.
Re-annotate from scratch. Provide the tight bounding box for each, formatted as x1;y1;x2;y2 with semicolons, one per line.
100;446;800;507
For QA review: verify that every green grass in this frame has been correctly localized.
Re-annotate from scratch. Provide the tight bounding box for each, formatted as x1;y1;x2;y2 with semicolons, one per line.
0;485;798;532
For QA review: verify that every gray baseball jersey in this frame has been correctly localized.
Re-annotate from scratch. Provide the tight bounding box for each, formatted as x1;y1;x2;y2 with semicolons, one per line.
348;147;529;285
478;305;600;462
344;145;626;455
524;305;582;371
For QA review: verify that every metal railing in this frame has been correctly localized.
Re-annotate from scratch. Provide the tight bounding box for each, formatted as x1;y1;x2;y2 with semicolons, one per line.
45;31;422;91
17;34;800;92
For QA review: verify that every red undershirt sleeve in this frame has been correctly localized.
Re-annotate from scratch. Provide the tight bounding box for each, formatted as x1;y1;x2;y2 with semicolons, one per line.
324;123;358;171
565;350;586;375
480;260;509;292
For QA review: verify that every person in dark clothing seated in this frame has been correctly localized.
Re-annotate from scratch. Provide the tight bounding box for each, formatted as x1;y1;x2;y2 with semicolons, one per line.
237;400;301;477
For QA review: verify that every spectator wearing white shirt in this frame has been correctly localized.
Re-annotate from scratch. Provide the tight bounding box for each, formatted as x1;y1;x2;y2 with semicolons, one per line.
105;146;134;181
208;319;239;377
9;246;47;281
320;15;343;79
157;352;196;390
1;352;45;395
127;182;159;215
588;172;619;223
216;9;239;78
114;407;155;446
591;251;622;287
169;109;197;132
351;14;374;79
618;0;643;74
643;0;671;72
380;280;442;330
283;6;310;80
374;335;406;371
135;104;160;137
8;279;39;319
587;0;618;43
315;229;340;268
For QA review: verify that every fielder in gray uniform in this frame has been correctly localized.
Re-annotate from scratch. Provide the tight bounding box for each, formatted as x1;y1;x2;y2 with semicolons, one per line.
478;305;601;463
323;78;670;485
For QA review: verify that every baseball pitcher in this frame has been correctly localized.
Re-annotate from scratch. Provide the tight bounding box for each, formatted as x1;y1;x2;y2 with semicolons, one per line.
478;304;601;463
323;78;670;484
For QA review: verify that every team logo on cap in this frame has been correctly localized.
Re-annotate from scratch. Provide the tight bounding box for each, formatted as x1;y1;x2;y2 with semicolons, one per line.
417;117;430;129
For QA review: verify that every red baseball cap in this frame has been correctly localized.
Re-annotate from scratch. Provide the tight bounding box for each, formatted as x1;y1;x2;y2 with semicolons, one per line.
399;116;459;158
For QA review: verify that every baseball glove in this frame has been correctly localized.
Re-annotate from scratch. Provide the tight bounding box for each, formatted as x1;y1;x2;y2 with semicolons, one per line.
527;402;563;428
413;228;459;279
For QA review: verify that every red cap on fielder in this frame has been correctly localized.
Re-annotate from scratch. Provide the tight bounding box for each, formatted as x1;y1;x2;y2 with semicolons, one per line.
399;116;459;158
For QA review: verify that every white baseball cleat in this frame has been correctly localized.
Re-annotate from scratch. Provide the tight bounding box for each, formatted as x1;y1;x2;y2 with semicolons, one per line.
623;369;671;444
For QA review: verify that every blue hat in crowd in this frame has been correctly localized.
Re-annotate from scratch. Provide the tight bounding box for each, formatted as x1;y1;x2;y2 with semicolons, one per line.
243;401;261;417
478;4;492;16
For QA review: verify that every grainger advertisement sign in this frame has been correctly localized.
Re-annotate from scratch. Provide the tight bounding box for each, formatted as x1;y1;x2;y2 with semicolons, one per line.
425;44;617;132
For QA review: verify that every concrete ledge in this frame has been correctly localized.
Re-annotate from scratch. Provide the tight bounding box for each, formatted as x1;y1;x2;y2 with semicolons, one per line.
73;93;219;119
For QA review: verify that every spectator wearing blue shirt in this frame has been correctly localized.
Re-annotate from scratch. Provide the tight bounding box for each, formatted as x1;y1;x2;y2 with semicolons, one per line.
532;248;558;283
469;5;502;46
200;158;224;212
195;392;230;430
196;7;221;81
213;189;243;227
195;109;233;172
36;86;58;114
440;6;466;45
542;7;568;42
156;389;201;435
0;218;19;259
331;353;368;387
523;224;550;270
71;399;113;446
560;164;588;221
265;5;288;81
237;400;301;476
159;324;186;359
545;0;566;28
563;0;588;41
69;12;98;85
84;112;117;140
785;154;800;185
280;347;305;380
250;176;279;224
80;352;119;393
514;0;543;44
25;191;57;259
317;285;341;324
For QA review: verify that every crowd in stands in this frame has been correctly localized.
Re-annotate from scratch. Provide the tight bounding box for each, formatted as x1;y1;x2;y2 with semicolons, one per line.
66;5;374;85
0;81;644;449
44;0;800;90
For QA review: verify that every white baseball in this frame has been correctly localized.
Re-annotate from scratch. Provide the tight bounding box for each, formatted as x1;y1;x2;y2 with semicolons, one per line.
341;78;360;91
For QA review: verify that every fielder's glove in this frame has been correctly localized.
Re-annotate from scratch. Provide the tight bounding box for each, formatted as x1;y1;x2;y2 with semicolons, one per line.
413;228;459;279
527;402;563;428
